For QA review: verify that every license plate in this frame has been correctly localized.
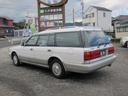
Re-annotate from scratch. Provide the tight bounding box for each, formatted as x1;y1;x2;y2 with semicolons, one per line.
101;49;106;56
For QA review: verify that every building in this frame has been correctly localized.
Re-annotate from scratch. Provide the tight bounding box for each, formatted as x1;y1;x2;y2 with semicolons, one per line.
65;22;82;26
113;15;128;38
0;17;14;37
83;6;113;33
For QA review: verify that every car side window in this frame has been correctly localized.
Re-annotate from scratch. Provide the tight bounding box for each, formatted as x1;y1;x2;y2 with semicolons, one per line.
36;35;49;46
25;36;38;46
56;32;81;47
48;34;55;46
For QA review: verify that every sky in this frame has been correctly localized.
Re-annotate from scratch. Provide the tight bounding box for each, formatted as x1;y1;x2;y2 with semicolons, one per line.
0;0;128;22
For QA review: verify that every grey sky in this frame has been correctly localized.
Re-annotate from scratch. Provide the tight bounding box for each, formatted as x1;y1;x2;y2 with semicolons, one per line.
0;0;128;22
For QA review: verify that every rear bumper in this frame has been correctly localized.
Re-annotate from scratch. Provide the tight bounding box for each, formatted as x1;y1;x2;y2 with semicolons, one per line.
65;55;117;73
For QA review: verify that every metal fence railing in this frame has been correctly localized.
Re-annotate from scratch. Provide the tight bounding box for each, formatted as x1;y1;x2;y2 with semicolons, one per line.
14;29;31;37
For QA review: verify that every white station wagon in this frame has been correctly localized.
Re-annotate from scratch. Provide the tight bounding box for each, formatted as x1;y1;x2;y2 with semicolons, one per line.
9;26;116;78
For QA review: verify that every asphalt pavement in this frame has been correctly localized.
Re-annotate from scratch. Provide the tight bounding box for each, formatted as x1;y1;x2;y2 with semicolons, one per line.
0;39;11;48
0;42;128;96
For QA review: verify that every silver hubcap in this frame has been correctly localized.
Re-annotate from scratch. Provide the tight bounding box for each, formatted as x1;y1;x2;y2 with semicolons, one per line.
52;63;62;76
13;55;18;65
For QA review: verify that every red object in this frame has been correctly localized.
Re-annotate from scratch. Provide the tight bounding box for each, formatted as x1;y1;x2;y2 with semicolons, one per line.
8;20;13;27
108;47;114;54
0;19;2;26
0;17;13;27
84;50;101;60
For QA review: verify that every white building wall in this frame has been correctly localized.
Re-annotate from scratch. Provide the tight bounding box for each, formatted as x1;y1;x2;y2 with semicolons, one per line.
83;7;97;26
83;7;113;32
97;11;112;32
115;32;128;38
114;22;128;38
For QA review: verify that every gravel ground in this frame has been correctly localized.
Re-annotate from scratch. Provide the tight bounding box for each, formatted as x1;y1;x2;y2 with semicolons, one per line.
0;43;128;96
0;40;11;48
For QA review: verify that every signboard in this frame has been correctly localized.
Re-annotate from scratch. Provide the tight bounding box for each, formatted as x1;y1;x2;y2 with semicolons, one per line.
40;0;68;7
37;0;68;31
40;7;63;15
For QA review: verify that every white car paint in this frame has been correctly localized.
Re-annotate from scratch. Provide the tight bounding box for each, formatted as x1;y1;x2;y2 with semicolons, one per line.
120;37;128;47
9;26;117;73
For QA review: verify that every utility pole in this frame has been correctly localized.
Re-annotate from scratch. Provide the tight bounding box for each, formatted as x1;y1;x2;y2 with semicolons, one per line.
37;0;41;32
73;8;75;26
81;0;84;25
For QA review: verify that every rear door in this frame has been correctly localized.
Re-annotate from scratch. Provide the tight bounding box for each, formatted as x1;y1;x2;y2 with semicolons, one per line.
33;34;55;65
53;32;84;66
33;34;49;65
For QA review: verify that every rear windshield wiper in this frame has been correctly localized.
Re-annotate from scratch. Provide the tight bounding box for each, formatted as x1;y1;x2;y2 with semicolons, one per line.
104;42;110;47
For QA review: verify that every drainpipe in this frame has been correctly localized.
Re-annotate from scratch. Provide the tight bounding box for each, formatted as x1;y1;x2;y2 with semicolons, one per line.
97;10;99;26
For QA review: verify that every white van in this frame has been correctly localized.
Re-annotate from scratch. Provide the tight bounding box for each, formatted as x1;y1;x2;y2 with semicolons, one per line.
9;26;116;78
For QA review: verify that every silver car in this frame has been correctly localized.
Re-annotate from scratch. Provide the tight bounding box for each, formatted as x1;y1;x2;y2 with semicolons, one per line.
120;37;128;48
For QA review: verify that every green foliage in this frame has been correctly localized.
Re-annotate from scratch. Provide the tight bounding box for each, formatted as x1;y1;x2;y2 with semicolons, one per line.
14;20;26;30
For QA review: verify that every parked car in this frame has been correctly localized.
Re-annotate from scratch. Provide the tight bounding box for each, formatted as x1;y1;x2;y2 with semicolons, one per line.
9;26;117;78
120;37;128;48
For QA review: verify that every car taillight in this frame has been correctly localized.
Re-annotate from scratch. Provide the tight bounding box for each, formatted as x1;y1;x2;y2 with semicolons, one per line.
84;50;101;60
108;47;114;54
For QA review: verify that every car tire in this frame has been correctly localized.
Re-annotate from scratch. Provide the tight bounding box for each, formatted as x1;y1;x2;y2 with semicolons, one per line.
126;41;128;48
12;53;21;66
50;59;66;79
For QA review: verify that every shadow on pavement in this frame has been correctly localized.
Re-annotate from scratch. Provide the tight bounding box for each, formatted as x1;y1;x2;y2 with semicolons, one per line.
19;63;111;82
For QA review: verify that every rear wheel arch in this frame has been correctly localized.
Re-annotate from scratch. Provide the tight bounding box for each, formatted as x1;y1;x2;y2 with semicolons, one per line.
48;57;63;66
48;57;67;69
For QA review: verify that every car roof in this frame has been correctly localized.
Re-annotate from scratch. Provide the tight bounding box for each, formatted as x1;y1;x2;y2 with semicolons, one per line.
36;26;102;35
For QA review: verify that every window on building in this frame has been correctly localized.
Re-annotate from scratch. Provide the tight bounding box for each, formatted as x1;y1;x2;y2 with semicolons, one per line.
126;27;128;32
93;22;95;26
120;28;123;32
92;13;94;18
86;15;88;18
89;14;91;18
103;12;106;17
3;18;8;25
117;28;120;32
123;27;126;32
119;28;121;32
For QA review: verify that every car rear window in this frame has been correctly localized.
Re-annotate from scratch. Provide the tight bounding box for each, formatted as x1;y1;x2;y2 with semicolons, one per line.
84;31;111;47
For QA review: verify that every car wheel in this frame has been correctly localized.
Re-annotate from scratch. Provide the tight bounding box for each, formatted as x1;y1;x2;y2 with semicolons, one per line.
50;59;66;79
12;53;21;66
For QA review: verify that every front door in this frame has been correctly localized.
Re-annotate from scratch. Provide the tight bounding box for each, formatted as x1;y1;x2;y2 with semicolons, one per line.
21;35;39;63
33;34;55;65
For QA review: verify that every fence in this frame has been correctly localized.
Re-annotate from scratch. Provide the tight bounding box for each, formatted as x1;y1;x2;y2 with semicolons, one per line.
14;29;31;37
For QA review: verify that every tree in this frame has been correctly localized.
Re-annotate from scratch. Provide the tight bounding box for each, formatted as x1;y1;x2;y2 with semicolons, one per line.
14;20;26;30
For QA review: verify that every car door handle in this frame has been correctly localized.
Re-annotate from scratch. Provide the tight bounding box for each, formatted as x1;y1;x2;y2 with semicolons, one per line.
30;48;33;51
48;49;52;52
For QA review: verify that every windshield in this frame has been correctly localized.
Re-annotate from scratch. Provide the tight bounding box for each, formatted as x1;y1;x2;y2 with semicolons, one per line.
84;31;111;47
